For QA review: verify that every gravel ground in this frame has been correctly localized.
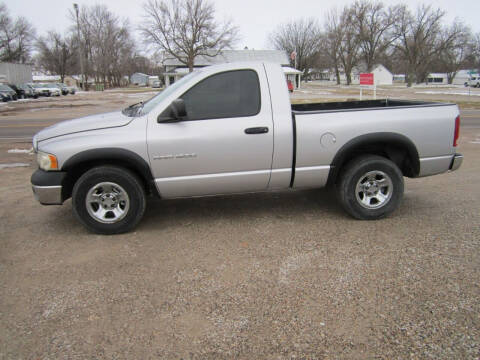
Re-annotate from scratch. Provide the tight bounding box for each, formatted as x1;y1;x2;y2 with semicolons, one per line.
0;88;479;359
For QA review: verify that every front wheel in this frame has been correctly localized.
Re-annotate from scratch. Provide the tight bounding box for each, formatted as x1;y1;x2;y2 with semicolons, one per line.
336;155;404;220
72;166;146;234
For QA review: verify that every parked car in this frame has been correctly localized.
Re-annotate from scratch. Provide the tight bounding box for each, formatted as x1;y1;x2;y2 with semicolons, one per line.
19;84;39;98
467;76;480;88
0;84;14;101
56;83;69;95
151;80;161;88
32;83;53;97
66;84;76;94
7;84;26;99
31;62;463;234
0;84;17;100
45;83;62;96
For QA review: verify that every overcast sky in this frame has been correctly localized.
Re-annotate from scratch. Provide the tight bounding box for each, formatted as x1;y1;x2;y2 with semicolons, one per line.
6;0;480;50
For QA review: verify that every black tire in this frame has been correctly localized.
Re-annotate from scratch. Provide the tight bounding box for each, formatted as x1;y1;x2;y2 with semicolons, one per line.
336;155;404;220
72;166;146;234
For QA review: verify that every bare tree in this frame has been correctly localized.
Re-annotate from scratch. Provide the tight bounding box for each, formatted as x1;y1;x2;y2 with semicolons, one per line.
36;31;76;82
269;18;321;77
353;0;400;72
437;22;473;83
70;4;137;88
338;6;362;85
323;9;344;84
393;5;447;86
141;0;238;72
473;33;480;73
0;3;36;63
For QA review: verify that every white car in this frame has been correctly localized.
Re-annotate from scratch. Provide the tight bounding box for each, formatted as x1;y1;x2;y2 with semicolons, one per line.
467;76;480;88
44;83;62;96
32;83;61;97
465;75;480;87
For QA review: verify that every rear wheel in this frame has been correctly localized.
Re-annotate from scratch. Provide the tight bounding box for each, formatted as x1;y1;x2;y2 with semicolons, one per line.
72;166;146;234
336;155;404;220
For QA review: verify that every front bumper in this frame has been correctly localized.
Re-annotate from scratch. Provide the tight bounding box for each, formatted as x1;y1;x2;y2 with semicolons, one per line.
449;153;463;172
32;185;63;205
31;169;67;205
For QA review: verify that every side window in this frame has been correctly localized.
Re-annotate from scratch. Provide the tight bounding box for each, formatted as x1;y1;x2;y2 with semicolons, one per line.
180;70;261;120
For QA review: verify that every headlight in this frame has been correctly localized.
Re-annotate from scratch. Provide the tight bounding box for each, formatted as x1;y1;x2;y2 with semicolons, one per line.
37;151;58;171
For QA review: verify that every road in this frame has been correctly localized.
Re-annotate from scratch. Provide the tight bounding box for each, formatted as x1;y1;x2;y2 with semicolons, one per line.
1;109;480;141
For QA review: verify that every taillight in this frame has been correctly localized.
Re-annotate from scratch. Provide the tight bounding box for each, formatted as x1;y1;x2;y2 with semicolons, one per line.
453;115;460;147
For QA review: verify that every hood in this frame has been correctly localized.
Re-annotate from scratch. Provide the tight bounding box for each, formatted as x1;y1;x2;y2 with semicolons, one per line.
36;111;134;142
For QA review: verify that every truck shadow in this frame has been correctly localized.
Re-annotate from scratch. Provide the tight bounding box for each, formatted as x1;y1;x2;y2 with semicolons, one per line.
140;188;346;231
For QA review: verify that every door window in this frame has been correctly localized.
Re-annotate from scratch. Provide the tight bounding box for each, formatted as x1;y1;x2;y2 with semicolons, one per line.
181;70;261;120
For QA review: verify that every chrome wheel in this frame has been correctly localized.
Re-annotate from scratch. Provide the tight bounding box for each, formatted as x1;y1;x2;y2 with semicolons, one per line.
85;182;130;223
355;170;393;209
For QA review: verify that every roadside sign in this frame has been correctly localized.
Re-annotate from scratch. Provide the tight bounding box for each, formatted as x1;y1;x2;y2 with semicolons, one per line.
360;73;374;85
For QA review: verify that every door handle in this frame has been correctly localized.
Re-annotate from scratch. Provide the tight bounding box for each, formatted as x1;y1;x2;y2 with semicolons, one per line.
245;127;269;134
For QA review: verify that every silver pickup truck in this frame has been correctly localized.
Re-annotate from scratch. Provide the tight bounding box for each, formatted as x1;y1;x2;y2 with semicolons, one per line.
31;62;463;234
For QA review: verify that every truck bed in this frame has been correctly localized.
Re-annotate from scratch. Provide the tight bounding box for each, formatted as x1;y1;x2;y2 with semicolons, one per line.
291;99;453;114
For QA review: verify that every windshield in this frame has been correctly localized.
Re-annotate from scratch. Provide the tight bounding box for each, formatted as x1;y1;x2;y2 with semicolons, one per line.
134;70;202;116
0;84;12;91
46;84;59;88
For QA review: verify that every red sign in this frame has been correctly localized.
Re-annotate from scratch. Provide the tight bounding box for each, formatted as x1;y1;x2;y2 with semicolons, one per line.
360;73;374;85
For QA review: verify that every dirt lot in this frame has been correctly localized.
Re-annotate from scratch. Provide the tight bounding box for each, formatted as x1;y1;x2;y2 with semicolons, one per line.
0;85;479;359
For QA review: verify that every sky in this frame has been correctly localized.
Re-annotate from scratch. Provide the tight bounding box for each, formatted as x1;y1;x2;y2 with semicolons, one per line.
5;0;480;50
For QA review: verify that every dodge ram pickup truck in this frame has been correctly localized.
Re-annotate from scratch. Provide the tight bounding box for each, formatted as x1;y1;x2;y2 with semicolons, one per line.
31;62;463;234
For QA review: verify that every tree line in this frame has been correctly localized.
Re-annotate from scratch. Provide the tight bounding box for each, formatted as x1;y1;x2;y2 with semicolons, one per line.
1;0;479;88
0;0;238;89
270;1;480;86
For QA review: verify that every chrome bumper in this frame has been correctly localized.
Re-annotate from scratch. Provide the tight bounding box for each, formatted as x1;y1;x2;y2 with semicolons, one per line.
32;185;63;205
449;153;463;172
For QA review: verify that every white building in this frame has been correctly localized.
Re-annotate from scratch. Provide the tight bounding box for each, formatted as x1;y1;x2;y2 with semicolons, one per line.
318;64;393;85
0;62;32;84
369;64;393;85
350;64;393;85
162;49;290;87
32;75;61;83
130;73;149;86
427;73;448;84
283;67;302;89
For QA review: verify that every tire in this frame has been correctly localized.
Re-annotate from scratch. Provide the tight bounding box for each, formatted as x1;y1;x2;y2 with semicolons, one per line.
336;155;404;220
72;166;146;234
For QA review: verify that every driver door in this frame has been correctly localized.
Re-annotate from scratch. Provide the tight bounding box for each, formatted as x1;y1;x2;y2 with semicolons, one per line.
147;66;274;198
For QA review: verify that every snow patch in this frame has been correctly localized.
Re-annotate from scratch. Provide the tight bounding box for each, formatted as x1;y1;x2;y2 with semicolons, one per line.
8;148;33;154
0;163;30;169
415;91;480;96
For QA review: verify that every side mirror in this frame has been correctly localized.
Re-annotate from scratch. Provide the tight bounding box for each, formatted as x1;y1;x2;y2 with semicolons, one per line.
157;99;187;123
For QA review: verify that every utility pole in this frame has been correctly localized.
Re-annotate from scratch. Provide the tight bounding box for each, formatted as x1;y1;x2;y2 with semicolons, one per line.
73;4;85;90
